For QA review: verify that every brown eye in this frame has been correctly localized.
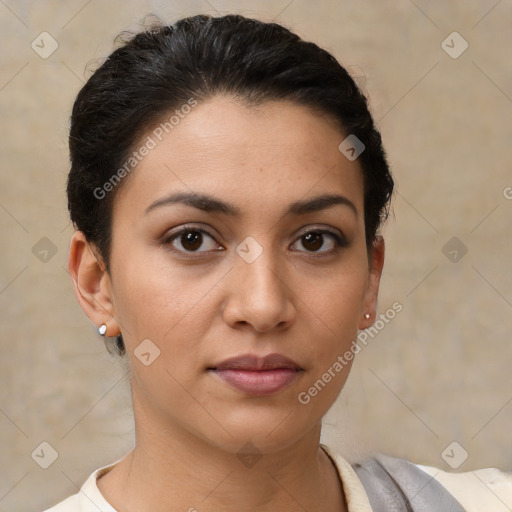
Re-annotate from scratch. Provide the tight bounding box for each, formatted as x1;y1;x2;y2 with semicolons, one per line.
165;228;220;254
302;232;324;251
180;230;203;251
291;229;346;254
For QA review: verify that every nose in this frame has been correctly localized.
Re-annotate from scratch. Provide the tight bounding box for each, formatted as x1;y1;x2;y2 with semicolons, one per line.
221;247;296;333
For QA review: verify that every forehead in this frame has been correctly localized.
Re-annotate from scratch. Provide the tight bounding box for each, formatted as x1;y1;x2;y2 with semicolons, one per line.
113;95;364;218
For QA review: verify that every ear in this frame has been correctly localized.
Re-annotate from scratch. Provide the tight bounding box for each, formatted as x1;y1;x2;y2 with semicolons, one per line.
67;231;120;337
358;235;385;330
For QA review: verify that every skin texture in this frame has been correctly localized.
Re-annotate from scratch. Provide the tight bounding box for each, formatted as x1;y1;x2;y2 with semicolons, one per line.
68;95;385;512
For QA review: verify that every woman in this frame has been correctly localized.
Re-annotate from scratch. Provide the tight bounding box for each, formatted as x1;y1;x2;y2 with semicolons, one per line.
45;13;511;512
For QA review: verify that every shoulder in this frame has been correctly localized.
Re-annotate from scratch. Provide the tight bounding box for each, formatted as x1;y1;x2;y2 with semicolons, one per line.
42;493;81;511
416;461;512;512
354;452;512;512
41;459;120;512
323;444;512;512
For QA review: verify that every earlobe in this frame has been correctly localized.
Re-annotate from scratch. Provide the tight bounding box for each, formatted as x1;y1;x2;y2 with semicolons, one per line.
67;231;120;336
358;235;385;330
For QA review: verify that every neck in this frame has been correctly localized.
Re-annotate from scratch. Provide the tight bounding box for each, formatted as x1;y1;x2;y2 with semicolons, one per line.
98;400;347;512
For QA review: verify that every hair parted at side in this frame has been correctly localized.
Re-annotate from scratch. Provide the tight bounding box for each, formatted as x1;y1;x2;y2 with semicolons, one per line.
67;13;394;357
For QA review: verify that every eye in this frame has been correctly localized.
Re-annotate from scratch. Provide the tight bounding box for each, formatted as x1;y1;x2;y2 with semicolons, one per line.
291;229;347;254
164;227;222;254
163;226;346;256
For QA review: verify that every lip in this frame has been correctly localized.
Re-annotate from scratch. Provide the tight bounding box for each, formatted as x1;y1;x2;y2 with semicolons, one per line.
210;353;303;396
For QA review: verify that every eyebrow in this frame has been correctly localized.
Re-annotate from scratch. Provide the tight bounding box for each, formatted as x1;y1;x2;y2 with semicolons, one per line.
144;191;357;217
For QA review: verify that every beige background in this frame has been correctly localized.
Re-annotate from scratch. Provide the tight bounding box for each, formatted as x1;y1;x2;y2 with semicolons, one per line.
1;1;511;510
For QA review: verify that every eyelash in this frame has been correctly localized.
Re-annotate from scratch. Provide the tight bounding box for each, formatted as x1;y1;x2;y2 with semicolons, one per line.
162;224;348;258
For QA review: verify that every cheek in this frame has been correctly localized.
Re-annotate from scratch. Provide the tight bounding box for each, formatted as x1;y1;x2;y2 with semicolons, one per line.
299;258;368;374
295;276;364;414
304;259;368;333
110;245;220;344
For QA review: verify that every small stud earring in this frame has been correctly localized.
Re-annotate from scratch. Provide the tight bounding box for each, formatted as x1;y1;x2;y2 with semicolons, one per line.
364;313;371;320
98;324;107;336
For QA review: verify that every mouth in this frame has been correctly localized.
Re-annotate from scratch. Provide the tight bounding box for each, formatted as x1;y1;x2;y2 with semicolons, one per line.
208;353;304;397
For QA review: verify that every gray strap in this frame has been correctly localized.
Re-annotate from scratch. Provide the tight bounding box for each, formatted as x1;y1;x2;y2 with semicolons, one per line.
352;454;466;512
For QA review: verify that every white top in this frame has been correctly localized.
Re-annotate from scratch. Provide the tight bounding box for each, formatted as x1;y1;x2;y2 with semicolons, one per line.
416;463;512;512
43;446;512;511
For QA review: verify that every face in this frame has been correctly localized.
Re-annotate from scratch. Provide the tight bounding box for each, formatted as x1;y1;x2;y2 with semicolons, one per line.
71;95;384;455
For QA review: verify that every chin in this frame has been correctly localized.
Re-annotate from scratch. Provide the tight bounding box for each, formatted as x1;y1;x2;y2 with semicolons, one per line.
192;405;319;455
